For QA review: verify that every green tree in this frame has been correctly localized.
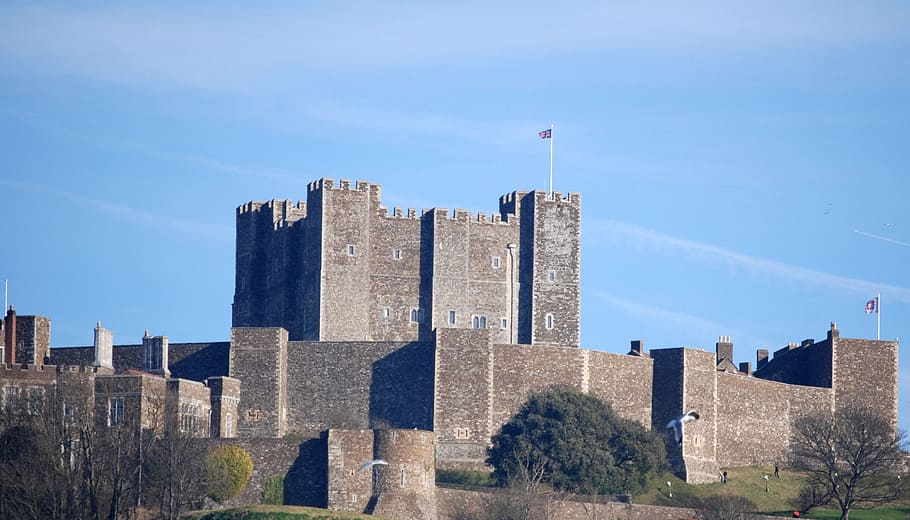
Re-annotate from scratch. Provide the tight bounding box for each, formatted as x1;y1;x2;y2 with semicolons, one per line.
791;405;905;520
487;386;666;496
205;444;254;503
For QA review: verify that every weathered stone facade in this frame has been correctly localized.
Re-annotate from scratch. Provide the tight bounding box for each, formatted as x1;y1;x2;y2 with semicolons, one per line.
2;179;901;519
232;179;582;347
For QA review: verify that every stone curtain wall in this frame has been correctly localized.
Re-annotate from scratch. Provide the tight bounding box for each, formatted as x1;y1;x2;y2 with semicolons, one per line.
285;340;435;432
433;329;655;470
587;349;653;427
715;372;832;468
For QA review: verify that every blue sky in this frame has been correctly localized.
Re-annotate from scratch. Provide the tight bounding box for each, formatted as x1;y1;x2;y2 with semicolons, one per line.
1;2;908;428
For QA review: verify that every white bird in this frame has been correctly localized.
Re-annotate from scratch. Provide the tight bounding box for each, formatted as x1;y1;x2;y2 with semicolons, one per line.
666;410;699;446
359;459;389;471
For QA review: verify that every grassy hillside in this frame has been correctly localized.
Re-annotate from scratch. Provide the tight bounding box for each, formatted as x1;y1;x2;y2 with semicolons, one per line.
636;465;910;519
181;504;391;520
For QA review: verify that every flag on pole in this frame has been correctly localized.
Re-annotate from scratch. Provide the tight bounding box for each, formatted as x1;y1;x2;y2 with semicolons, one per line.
865;297;878;314
538;128;552;139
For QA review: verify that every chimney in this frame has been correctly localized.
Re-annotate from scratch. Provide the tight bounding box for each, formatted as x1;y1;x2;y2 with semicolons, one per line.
757;349;769;371
629;340;644;356
92;321;114;370
827;322;839;340
739;361;752;376
716;335;733;364
142;330;170;377
4;305;16;365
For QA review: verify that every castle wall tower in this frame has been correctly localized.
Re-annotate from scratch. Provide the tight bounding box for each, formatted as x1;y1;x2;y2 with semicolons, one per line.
230;327;288;438
527;191;581;346
207;376;241;438
370;429;437;520
317;180;376;341
830;324;899;430
326;429;375;513
651;348;720;484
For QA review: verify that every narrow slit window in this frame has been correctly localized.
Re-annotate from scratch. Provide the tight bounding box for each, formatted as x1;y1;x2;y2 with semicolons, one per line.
492;256;501;268
347;245;356;256
393;249;402;260
547;270;556;282
545;313;554;330
448;310;456;325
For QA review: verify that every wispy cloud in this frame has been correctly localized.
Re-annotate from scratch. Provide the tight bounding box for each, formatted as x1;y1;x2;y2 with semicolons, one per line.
2;3;907;91
854;229;910;248
0;178;232;240
591;289;775;348
587;218;910;303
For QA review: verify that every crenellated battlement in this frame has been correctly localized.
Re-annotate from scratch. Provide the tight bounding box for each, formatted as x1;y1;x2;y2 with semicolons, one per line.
309;177;378;195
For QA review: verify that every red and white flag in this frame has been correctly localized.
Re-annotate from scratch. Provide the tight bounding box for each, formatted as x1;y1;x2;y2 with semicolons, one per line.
538;128;552;139
865;297;878;314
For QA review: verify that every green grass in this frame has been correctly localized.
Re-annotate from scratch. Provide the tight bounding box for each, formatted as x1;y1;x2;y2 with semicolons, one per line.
634;465;910;519
181;504;391;520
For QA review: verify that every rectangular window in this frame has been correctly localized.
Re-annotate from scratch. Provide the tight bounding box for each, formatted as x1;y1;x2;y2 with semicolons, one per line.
492;256;501;268
547;270;557;282
448;310;456;325
109;397;124;427
393;249;402;260
347;244;356;256
501;318;508;329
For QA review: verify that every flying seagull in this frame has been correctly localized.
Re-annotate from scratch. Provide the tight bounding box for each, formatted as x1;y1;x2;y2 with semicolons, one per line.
666;410;699;446
359;459;389;471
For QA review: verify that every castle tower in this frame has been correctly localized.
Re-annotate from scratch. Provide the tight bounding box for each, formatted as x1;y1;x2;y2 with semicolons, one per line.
369;429;437;520
141;330;170;377
230;327;288;438
232;179;581;346
501;190;581;346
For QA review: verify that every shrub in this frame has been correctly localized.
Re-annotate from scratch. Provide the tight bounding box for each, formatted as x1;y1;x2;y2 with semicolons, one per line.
260;475;285;505
205;444;254;502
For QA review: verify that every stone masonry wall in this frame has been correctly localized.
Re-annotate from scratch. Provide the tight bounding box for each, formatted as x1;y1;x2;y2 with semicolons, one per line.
715;372;832;469
369;206;424;341
587;349;653;427
833;337;899;428
285;340;435;432
231;328;287;438
433;329;494;470
320;180;374;341
529;191;581;347
434;328;654;470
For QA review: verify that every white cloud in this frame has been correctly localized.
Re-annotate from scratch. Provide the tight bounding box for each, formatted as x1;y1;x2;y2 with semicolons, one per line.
586;218;910;304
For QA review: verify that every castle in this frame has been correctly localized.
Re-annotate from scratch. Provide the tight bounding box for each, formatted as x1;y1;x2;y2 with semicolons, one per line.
0;178;899;519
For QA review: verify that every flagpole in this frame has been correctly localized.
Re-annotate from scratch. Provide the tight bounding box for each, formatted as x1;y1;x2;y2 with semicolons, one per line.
548;123;554;199
877;293;881;340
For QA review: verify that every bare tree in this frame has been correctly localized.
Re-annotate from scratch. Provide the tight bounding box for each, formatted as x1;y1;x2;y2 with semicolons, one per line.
791;405;905;520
